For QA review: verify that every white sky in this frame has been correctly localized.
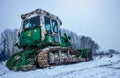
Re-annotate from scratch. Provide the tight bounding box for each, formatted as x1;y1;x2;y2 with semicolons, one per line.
0;0;120;51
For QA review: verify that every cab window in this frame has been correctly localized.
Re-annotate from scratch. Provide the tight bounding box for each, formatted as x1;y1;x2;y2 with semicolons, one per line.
44;16;52;34
52;19;58;33
23;20;30;29
23;16;40;29
30;16;40;27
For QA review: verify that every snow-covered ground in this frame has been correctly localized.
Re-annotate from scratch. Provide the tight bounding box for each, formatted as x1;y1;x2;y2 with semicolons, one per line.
0;54;120;78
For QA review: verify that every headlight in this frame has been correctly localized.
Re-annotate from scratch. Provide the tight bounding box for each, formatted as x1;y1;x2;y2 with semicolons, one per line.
21;14;26;19
36;9;41;14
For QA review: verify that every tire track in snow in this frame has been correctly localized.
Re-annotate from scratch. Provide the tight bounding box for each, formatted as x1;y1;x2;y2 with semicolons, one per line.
52;60;120;78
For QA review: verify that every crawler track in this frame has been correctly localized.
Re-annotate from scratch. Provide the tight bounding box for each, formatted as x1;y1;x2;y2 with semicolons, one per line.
37;46;88;67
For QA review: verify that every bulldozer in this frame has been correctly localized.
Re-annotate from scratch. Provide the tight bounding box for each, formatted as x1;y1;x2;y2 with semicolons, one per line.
6;9;92;71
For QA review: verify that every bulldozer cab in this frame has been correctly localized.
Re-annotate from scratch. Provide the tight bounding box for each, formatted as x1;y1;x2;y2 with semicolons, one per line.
20;9;62;45
21;9;62;32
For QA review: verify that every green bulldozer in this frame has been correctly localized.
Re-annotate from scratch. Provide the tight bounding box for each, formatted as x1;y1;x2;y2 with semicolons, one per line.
6;9;92;71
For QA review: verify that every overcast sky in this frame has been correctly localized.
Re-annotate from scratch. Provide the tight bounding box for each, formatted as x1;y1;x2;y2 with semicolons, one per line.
0;0;120;51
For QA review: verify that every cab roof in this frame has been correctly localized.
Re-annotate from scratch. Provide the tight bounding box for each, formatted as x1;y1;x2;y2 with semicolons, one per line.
21;9;62;25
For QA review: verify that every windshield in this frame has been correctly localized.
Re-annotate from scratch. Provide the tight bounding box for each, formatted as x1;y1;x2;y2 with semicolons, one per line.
23;16;40;29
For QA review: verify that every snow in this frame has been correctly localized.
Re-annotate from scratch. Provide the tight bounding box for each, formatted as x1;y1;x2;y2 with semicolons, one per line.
0;54;120;78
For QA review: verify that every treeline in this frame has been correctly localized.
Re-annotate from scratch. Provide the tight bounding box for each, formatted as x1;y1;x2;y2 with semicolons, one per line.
61;29;99;55
97;49;120;56
0;28;101;56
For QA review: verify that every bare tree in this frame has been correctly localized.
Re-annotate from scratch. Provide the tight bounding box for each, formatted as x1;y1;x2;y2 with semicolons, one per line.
0;29;19;55
11;29;19;54
1;29;12;55
80;36;99;53
61;29;99;53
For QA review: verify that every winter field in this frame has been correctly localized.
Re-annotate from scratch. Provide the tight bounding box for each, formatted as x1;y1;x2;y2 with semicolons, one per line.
0;54;120;78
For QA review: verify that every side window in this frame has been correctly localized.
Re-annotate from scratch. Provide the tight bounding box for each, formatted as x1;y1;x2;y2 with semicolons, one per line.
44;16;52;34
52;19;58;33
